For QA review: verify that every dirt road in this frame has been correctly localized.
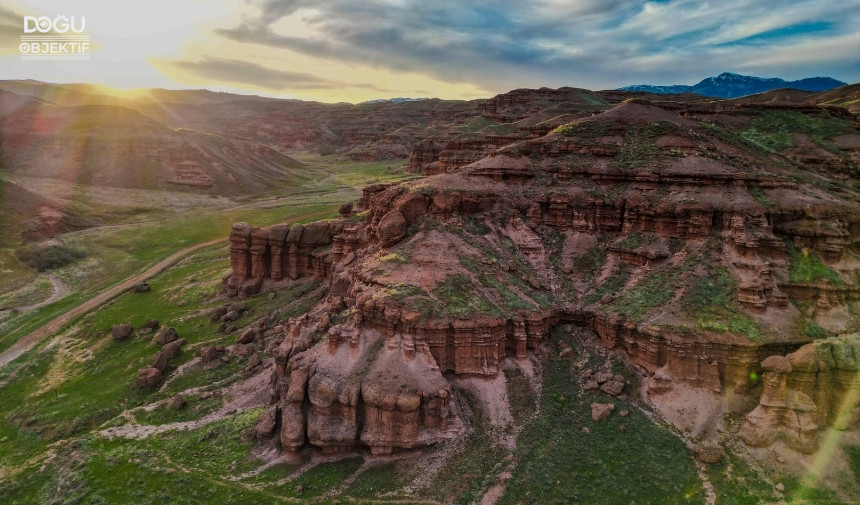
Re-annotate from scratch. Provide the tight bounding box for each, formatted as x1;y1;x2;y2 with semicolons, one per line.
0;238;225;369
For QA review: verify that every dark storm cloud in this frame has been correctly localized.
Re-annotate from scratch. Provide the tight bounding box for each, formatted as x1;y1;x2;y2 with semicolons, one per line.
169;57;392;92
214;0;859;90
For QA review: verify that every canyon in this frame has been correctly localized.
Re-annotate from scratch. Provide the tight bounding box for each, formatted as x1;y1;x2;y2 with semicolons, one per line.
221;97;860;456
2;79;859;504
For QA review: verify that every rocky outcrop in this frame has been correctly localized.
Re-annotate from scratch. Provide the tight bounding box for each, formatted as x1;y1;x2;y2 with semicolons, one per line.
482;87;607;121
224;220;343;297
406;139;444;174
437;137;526;174
741;334;860;452
152;326;178;346
169;394;186;410
111;324;134;341
583;311;802;393
133;367;162;389
377;210;407;247
221;99;860;457
273;321;458;455
591;402;615;422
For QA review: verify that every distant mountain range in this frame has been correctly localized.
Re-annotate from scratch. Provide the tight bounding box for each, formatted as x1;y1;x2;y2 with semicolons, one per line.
618;72;847;98
360;97;428;105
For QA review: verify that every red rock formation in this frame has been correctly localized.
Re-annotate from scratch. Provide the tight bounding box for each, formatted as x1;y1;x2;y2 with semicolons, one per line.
224;220;343;297
740;334;860;452
437;136;526;174
406;139;444;174
222;99;860;456
268;224;289;280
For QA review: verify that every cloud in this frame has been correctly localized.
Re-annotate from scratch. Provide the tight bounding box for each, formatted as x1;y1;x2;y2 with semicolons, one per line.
0;5;23;55
209;0;859;91
160;56;393;92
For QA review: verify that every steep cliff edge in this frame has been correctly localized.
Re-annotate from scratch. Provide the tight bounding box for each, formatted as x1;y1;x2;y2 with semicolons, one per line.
741;334;860;453
224;100;860;455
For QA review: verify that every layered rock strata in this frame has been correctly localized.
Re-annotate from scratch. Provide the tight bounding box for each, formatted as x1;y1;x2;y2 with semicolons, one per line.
741;334;860;452
223;101;860;455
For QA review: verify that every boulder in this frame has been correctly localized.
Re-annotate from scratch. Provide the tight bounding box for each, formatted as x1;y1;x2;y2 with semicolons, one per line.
152;327;178;346
234;343;254;359
227;301;247;313
151;351;169;372
143;319;160;330
600;379;625;396
255;406;278;440
221;310;240;322
133;367;162;389
394;191;429;223
199;345;223;365
694;442;725;464
169;394;186;410
132;281;151;293
237;327;259;345
591;402;615;422
161;338;185;360
593;370;614;384
242;352;263;378
339;202;353;215
377;210;407;247
646;365;674;395
111;324;134;341
210;306;228;322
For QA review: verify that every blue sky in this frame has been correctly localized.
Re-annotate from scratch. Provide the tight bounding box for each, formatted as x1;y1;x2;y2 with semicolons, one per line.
2;0;858;101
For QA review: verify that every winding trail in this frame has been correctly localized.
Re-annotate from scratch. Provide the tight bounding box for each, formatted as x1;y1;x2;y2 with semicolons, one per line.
0;274;70;316
0;238;224;369
21;274;70;312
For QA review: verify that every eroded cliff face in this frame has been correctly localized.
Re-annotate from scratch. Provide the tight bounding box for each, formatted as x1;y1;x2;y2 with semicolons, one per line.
224;220;341;298
224;101;860;455
741;334;860;453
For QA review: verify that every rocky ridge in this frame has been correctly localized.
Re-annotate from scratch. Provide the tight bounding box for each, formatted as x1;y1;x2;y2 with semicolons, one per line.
223;98;860;455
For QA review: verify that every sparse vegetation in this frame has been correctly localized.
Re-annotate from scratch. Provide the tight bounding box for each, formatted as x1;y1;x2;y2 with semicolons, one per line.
572;245;606;277
426;388;509;504
607;267;679;320
847;445;860;486
385;282;426;300
619;231;643;249
748;186;775;207
787;243;842;284
612;120;682;170
463;215;491;235
499;327;704;505
379;248;411;263
706;450;776;505
801;320;829;339
740;109;851;154
431;273;501;318
585;269;629;304
683;266;762;341
553;120;610;139
503;366;535;425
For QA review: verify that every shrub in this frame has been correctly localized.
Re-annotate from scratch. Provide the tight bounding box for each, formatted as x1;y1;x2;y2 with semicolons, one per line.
16;245;86;271
317;142;336;155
